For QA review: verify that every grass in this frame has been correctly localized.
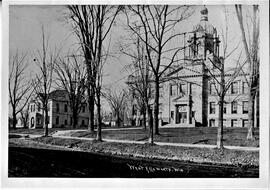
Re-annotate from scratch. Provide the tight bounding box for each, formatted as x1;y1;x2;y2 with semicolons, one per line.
68;127;259;147
14;137;258;167
9;126;259;147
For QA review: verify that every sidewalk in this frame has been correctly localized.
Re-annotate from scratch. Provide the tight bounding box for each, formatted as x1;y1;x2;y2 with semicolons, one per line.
50;131;259;152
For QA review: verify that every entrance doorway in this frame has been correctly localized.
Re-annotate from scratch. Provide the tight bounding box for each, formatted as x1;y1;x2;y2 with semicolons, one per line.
176;112;187;124
175;104;188;124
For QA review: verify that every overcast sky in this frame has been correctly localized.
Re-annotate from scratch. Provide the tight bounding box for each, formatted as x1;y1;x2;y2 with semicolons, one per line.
9;5;247;91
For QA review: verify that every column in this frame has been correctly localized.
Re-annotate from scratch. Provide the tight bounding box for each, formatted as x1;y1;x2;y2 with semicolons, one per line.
174;105;177;124
187;104;191;124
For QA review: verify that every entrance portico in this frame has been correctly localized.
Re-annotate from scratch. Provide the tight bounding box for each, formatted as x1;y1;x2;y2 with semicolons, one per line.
172;94;193;126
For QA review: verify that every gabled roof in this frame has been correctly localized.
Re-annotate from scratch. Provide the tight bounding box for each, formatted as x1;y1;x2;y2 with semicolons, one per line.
30;90;69;102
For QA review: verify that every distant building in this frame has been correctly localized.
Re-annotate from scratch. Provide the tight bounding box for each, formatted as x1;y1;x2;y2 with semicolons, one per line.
9;117;24;129
28;90;89;129
128;6;253;128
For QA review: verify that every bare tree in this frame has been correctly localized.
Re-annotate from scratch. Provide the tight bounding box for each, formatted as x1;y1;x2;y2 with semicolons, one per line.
66;6;122;138
203;7;245;148
20;104;30;128
9;51;32;129
54;53;87;129
103;88;128;127
124;5;193;135
235;5;259;140
32;26;59;136
124;38;154;144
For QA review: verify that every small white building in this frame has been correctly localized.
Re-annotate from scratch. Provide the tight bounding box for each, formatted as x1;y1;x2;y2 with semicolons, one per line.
28;90;89;129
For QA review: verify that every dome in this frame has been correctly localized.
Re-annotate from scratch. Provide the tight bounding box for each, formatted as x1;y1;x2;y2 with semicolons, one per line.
193;20;216;35
193;6;217;35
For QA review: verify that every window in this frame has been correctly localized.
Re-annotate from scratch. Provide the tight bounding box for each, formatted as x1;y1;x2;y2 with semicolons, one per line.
170;85;177;96
231;82;238;94
159;86;164;97
70;117;73;125
223;119;226;127
82;120;85;126
64;119;67;125
231;119;238;127
210;83;216;95
210;102;216;114
223;103;227;114
209;119;215;127
64;104;68;112
31;117;34;127
242;101;248;114
33;104;35;112
231;101;238;114
242;119;248;127
82;106;85;113
56;116;59;125
56;103;59;112
170;111;174;119
243;82;248;94
30;105;33;112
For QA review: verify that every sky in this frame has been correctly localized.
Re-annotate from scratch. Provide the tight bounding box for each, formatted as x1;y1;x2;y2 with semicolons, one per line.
9;5;248;91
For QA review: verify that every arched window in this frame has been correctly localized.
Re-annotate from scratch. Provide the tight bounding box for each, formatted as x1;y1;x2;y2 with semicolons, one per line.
31;117;34;128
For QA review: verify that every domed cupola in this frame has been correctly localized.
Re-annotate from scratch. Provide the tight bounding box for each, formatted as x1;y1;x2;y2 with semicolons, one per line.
193;6;217;35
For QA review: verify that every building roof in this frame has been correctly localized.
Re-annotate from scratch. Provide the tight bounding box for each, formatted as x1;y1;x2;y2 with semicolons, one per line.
30;90;69;103
48;90;69;99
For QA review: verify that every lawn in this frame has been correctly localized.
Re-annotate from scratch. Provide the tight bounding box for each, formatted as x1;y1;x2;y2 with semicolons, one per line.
66;127;259;147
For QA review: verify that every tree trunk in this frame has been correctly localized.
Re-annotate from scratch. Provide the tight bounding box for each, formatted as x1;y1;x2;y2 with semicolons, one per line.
217;97;224;149
88;93;95;132
255;90;259;128
153;77;159;135
12;108;17;129
147;106;154;145
217;57;225;149
96;90;102;141
72;111;78;129
247;92;255;139
116;114;121;127
142;106;147;130
44;109;49;137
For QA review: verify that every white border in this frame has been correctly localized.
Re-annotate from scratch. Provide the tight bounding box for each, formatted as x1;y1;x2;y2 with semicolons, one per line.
1;0;269;189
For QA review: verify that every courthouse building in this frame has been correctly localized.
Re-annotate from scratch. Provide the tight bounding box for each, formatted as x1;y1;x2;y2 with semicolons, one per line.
129;6;250;128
